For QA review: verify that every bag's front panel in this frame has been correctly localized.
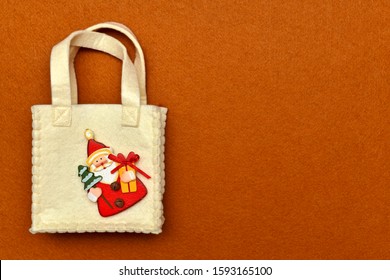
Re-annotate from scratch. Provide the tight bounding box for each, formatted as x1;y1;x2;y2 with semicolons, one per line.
31;104;167;233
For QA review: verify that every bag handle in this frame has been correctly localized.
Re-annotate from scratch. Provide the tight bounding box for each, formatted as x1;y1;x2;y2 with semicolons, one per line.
69;22;147;105
51;30;140;127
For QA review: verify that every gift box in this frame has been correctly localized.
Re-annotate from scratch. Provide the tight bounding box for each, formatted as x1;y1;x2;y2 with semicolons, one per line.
109;152;151;194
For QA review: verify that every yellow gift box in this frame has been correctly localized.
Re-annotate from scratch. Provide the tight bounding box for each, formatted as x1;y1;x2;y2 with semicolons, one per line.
119;166;137;193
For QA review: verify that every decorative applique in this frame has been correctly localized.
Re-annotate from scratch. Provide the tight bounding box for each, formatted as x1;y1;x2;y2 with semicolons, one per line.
78;129;150;217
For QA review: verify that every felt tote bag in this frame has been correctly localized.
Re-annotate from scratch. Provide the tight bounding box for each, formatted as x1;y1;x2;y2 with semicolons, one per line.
30;24;167;234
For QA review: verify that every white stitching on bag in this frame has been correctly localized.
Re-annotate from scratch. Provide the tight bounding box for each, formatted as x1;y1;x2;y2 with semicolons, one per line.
53;107;71;126
122;107;139;126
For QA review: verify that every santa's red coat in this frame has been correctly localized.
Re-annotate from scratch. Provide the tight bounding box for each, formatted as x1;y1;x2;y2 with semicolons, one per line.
94;178;147;217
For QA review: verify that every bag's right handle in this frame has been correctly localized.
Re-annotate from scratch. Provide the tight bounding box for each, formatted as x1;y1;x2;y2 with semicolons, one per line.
69;22;147;105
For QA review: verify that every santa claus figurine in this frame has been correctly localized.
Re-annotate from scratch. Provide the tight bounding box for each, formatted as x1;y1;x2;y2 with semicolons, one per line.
82;129;148;217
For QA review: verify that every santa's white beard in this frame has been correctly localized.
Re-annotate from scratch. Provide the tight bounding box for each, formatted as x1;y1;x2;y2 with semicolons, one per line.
91;162;119;184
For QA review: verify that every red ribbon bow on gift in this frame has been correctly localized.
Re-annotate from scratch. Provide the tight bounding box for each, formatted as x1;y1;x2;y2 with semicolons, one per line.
108;152;151;179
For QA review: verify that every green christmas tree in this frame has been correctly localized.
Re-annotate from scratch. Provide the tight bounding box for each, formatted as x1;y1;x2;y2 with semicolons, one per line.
78;165;102;191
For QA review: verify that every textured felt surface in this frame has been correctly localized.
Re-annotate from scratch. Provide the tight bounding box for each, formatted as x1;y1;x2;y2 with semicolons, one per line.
1;1;390;259
30;105;166;233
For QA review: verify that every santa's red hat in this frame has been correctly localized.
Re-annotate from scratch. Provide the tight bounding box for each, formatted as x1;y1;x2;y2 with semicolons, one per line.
84;129;111;166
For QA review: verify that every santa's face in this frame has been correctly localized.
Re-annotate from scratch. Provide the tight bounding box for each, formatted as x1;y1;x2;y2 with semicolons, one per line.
90;154;112;172
93;156;108;169
89;154;119;184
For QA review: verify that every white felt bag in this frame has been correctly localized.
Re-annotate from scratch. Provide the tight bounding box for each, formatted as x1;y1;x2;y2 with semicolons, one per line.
30;23;167;234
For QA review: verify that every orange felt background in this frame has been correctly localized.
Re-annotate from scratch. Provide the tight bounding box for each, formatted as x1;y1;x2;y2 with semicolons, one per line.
1;1;390;260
